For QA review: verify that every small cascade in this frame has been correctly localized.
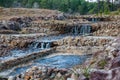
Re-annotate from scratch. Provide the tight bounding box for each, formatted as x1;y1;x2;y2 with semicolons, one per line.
71;24;91;35
28;42;39;49
80;24;91;35
30;42;52;49
91;18;98;22
46;42;51;48
40;42;51;49
74;26;79;35
41;42;45;49
86;18;101;22
34;42;39;49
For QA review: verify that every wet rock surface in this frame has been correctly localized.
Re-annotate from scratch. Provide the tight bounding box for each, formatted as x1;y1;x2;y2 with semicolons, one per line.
0;8;120;80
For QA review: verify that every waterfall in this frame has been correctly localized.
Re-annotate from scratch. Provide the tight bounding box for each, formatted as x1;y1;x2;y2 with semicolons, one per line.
91;18;99;22
71;24;91;35
92;18;95;22
80;25;91;35
72;26;79;35
41;42;45;49
34;42;39;49
28;42;38;49
30;42;51;49
41;42;51;49
46;42;51;49
75;26;79;35
80;25;85;35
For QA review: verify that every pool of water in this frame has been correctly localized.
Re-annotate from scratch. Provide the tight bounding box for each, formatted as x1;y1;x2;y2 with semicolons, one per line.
35;55;88;68
0;55;89;77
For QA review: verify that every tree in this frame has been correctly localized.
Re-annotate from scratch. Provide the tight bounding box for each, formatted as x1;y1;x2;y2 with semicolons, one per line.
103;1;110;14
97;0;100;13
0;0;119;15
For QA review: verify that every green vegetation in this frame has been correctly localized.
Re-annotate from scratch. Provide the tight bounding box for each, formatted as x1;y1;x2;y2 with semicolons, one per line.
0;0;120;15
81;66;91;78
97;59;107;69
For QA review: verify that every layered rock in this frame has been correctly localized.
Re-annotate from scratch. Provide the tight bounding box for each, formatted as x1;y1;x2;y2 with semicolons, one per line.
0;8;120;80
0;8;119;36
79;38;120;80
92;21;120;36
55;36;114;47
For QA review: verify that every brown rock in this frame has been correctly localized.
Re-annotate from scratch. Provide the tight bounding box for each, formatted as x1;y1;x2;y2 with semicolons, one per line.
90;70;108;80
47;68;54;76
24;75;31;80
110;56;120;69
112;49;120;57
90;67;120;80
31;66;39;71
56;72;62;78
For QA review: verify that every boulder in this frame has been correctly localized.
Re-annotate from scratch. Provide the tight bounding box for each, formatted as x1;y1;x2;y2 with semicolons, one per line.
90;67;120;80
9;22;21;31
110;56;120;69
56;13;65;20
112;49;120;57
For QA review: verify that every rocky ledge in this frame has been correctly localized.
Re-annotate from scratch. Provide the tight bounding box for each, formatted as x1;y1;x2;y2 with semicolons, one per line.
0;8;119;80
8;38;119;80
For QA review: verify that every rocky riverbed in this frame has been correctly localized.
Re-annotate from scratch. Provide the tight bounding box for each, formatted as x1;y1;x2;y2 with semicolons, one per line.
0;8;120;80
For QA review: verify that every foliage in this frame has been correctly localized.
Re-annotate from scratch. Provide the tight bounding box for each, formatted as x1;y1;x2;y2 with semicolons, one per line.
0;0;119;15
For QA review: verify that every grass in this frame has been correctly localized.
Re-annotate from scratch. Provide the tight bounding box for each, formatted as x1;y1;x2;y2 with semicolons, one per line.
97;59;107;69
71;64;92;79
81;66;91;79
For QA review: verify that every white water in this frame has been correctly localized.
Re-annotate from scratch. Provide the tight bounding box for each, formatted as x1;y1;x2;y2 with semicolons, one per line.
0;35;115;62
0;35;66;62
72;24;91;35
0;41;52;62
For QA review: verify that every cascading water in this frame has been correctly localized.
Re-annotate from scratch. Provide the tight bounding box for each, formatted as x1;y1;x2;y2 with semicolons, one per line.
33;42;39;49
40;42;51;49
0;41;52;62
72;26;79;35
31;42;51;49
88;18;100;22
72;24;91;35
29;41;51;49
41;42;45;49
92;18;97;22
46;42;51;49
80;24;91;35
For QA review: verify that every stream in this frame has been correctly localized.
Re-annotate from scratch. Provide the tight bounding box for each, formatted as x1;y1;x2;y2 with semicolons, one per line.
0;24;93;77
0;55;89;77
